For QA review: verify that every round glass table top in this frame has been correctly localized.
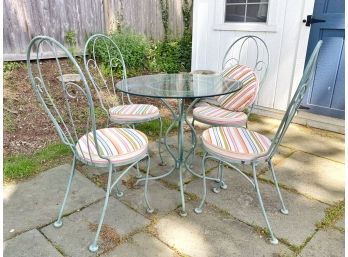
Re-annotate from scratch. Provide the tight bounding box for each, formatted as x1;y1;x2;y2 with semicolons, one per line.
116;73;242;99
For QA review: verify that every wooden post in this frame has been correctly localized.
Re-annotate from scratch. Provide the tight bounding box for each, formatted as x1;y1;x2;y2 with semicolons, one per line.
103;0;110;33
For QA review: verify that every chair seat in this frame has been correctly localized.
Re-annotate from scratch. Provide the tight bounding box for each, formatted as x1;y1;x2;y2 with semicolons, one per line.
76;128;148;165
193;105;247;126
109;104;160;123
202;127;271;161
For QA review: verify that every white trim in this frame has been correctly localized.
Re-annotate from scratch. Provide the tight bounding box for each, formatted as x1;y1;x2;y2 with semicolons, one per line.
213;0;279;32
252;105;345;134
289;0;315;100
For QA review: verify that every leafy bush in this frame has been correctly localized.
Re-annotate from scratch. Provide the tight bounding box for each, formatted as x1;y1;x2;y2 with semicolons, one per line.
89;29;152;76
65;30;77;55
179;31;192;71
4;62;21;73
151;32;192;73
89;29;192;76
154;40;182;73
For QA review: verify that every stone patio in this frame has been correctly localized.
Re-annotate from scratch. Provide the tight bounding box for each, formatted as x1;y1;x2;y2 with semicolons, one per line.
3;115;345;257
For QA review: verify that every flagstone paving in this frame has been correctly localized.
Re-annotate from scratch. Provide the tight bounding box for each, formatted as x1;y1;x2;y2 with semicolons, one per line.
3;115;345;257
298;229;344;257
4;164;105;240
260;151;345;204
4;229;63;257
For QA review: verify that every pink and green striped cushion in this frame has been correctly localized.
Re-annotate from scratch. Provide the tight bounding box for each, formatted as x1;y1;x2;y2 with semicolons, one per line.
202;127;271;161
76;128;148;165
109;104;160;122
217;64;259;111
193;105;247;126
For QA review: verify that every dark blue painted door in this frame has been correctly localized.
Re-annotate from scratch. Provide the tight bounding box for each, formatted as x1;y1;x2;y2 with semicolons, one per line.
302;0;345;119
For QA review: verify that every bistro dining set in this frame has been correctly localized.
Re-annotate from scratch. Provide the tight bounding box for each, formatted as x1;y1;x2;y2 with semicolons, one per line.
26;34;322;252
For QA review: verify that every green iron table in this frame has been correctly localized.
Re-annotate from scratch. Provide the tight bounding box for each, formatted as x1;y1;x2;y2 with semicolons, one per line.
116;73;242;216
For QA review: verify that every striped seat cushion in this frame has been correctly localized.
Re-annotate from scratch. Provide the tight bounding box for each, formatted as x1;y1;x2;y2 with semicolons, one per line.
202;127;271;161
76;128;148;165
217;64;259;112
109;104;160;122
193;105;247;126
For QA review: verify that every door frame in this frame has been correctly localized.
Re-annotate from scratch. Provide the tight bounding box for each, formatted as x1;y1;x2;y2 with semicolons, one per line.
289;0;316;101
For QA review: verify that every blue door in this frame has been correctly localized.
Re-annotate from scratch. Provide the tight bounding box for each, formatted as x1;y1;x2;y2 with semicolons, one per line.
302;0;345;119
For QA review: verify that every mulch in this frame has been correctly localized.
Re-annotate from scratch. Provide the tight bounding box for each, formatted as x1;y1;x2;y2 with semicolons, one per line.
4;59;182;156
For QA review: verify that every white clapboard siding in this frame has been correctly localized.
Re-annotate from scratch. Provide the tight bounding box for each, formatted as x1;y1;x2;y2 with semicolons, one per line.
191;0;314;111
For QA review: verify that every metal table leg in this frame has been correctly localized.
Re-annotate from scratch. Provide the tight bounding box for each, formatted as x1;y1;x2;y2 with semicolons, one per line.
136;98;201;216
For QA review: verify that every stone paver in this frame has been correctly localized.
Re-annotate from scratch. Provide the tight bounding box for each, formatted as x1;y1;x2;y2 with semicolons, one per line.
103;232;178;257
186;168;327;246
4;164;105;240
4;229;63;257
335;218;344;230
155;202;291;257
41;198;150;257
299;229;344;257
119;180;181;216
4;114;345;257
281;123;344;163
139;148;217;187
261;152;345;204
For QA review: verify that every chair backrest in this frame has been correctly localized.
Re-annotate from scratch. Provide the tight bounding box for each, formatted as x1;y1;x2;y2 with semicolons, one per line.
217;64;259;111
26;36;105;163
83;34;129;123
222;35;269;86
266;41;323;159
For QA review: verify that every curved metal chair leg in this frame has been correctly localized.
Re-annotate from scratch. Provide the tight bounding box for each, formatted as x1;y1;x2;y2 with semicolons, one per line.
130;124;143;179
268;160;288;215
195;153;208;214
89;163;113;252
135;163;142;179
213;162;222;193
144;155;154;213
54;156;76;228
158;117;165;165
112;167;124;197
189;118;196;168
220;163;228;189
252;162;278;245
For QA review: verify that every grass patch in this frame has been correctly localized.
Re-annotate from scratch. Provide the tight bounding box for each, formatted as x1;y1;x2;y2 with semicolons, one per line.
134;118;176;139
4;143;71;182
316;200;344;230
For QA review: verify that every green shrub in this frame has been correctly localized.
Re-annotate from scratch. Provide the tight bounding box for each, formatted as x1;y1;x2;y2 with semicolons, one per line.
65;30;77;56
89;29;152;76
154;40;182;73
4;62;21;73
179;31;192;71
152;31;192;73
88;29;192;76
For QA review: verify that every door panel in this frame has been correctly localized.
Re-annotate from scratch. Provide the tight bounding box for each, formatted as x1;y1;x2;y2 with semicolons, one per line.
309;36;343;108
302;0;345;119
331;44;345;110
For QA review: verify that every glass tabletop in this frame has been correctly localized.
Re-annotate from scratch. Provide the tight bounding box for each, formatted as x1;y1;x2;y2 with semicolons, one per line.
116;73;242;99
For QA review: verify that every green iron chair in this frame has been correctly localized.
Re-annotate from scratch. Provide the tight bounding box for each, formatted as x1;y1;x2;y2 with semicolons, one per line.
194;41;323;244
26;36;154;252
187;36;270;190
192;35;270;128
83;34;164;174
